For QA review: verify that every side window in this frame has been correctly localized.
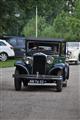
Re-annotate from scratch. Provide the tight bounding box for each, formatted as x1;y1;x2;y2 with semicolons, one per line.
0;41;6;46
17;39;25;47
8;38;17;46
61;43;65;55
52;44;59;55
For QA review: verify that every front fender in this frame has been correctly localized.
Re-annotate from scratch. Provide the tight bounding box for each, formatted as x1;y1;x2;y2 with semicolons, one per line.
48;65;63;75
51;63;69;80
48;63;66;80
14;60;31;74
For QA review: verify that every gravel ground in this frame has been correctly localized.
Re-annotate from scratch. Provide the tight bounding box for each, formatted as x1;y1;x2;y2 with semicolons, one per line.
0;65;80;120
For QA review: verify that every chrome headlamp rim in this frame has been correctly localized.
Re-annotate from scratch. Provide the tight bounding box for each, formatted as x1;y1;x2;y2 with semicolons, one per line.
47;56;54;64
25;56;33;64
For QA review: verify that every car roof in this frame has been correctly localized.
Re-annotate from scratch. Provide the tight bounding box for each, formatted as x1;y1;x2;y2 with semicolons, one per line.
0;39;6;42
0;36;25;40
26;37;65;43
0;39;12;46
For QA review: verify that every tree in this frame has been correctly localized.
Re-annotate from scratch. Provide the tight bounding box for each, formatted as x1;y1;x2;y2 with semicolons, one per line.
65;0;76;14
17;0;66;22
0;0;79;41
75;0;80;18
0;0;26;35
22;16;47;37
52;11;80;41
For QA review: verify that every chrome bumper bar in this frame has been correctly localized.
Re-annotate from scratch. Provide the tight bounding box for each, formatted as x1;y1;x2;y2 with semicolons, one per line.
13;74;63;81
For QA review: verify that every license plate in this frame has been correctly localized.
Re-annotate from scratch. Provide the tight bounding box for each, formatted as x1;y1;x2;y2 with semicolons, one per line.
29;80;45;84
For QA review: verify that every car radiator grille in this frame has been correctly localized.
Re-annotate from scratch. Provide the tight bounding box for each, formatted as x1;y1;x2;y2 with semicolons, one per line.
33;54;46;74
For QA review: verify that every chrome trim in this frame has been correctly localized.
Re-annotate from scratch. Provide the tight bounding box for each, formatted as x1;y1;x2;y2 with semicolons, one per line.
13;74;63;81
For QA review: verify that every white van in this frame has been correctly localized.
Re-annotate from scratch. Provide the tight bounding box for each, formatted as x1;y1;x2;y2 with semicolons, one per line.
66;42;80;64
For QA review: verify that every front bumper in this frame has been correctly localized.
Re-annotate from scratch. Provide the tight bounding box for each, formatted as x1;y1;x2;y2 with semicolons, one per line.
66;56;78;62
13;74;63;81
66;58;78;64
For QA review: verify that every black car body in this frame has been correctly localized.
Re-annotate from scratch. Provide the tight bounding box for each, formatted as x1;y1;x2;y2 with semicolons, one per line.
13;37;69;92
0;36;25;57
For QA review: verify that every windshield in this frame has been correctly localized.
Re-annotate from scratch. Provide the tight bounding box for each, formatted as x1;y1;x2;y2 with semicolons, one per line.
27;41;60;55
66;42;79;49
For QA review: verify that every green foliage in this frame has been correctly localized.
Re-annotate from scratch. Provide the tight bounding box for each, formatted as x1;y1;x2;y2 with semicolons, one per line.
0;0;26;35
22;16;47;37
0;0;80;41
0;0;66;35
53;11;70;33
52;11;80;41
0;59;15;68
41;25;54;37
0;58;21;68
17;0;66;22
75;0;80;19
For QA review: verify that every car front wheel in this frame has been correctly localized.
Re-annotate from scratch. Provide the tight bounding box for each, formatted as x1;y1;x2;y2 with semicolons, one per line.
14;69;22;91
0;53;8;61
23;80;28;87
56;80;63;92
63;80;67;87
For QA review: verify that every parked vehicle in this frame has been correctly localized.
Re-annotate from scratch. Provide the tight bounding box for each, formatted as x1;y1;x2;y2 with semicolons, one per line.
0;36;26;57
0;39;15;61
66;42;80;64
66;48;80;64
13;37;69;92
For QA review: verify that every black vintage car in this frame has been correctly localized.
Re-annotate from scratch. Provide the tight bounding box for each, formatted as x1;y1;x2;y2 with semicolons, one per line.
13;37;69;92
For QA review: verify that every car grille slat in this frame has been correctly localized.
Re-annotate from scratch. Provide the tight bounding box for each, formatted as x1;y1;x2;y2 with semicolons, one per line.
33;54;46;74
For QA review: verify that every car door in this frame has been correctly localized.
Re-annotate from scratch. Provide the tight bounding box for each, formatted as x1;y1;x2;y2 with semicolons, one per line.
0;41;8;53
0;40;12;56
7;37;25;57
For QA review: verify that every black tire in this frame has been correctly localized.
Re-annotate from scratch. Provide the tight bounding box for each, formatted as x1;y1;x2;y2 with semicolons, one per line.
75;61;78;65
63;80;67;87
14;69;21;91
79;54;80;61
0;53;8;61
23;80;28;87
56;80;63;92
66;66;69;79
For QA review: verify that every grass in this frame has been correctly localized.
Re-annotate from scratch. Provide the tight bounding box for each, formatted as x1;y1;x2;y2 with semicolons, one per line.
0;58;21;68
